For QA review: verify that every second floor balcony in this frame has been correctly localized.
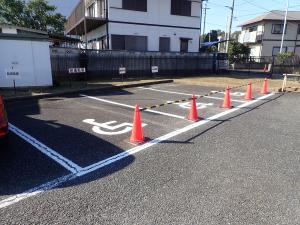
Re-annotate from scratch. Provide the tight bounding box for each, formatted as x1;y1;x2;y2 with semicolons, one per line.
239;31;263;44
65;0;107;36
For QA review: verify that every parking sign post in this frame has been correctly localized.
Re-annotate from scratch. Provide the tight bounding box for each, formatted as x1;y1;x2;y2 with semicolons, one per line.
68;68;86;88
6;67;20;95
119;67;126;83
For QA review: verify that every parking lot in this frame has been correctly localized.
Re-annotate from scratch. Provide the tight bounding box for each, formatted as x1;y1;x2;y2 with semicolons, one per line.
0;81;273;201
2;81;300;224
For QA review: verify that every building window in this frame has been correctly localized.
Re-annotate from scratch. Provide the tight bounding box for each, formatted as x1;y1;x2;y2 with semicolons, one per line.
159;37;171;52
171;0;191;17
180;38;189;52
272;46;287;56
97;36;108;50
248;26;257;32
112;35;148;51
122;0;147;12
272;24;286;34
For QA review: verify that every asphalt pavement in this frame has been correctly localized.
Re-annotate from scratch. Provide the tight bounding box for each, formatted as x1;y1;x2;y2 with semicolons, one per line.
0;82;299;224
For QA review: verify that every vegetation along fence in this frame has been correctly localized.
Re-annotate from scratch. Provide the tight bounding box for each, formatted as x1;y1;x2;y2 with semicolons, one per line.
50;47;224;82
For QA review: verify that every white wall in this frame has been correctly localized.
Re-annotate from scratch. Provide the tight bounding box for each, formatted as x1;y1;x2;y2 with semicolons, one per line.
0;39;53;88
1;27;18;34
109;22;199;52
109;0;200;28
104;0;200;52
249;45;262;57
239;21;300;57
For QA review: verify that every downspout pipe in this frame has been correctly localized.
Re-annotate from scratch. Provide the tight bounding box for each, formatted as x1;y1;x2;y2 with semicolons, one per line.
106;0;110;50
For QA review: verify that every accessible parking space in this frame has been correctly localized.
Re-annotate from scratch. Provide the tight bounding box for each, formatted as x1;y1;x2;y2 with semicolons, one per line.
5;87;195;168
2;82;275;209
4;83;262;170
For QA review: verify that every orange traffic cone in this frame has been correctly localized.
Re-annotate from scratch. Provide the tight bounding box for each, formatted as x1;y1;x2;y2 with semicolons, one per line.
221;86;233;109
263;64;268;72
130;104;145;143
261;78;268;95
245;82;253;100
188;95;199;121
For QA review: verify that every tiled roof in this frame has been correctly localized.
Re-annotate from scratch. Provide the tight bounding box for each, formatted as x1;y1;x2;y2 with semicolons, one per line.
239;10;300;27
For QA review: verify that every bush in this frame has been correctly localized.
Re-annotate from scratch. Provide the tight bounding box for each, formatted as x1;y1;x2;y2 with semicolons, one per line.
228;42;250;64
277;52;295;64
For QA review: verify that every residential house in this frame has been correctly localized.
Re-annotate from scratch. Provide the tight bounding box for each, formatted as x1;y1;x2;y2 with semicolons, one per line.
65;0;201;52
238;10;300;57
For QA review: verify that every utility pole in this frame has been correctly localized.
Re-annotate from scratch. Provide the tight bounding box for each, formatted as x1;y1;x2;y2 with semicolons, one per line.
105;0;110;50
199;0;207;51
226;0;235;53
202;2;210;39
84;0;87;50
280;0;289;53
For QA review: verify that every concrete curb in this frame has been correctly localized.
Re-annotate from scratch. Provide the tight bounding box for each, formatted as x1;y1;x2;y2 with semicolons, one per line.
4;79;173;103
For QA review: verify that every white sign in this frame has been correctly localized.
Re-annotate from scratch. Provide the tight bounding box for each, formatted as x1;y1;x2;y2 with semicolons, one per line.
119;67;126;75
68;68;86;74
151;66;159;73
83;119;147;136
5;69;20;79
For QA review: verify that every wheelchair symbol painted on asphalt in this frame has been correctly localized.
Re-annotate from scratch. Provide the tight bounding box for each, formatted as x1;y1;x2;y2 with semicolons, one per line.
168;101;213;109
211;91;245;97
83;119;147;136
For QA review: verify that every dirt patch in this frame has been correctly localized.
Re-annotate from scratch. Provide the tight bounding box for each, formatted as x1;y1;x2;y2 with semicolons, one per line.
174;75;300;92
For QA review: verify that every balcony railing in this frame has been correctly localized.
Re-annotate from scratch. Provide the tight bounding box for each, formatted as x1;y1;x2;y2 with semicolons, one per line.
239;31;264;44
65;0;107;36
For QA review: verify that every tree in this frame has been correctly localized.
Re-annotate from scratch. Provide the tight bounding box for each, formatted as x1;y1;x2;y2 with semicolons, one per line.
228;42;250;64
0;0;66;33
204;30;218;43
277;52;295;64
0;0;28;26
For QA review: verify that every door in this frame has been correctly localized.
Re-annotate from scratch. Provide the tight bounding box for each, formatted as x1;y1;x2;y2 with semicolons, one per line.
180;39;189;52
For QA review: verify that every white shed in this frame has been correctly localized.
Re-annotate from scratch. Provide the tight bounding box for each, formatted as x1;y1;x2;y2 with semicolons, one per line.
0;24;53;88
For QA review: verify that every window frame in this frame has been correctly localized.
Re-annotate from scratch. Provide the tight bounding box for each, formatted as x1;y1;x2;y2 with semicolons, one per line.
122;0;147;12
272;46;287;56
180;38;189;53
171;0;192;17
248;26;258;32
271;24;286;34
159;37;171;52
111;34;148;51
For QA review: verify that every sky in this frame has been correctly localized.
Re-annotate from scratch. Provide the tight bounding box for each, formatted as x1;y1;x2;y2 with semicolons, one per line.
48;0;300;32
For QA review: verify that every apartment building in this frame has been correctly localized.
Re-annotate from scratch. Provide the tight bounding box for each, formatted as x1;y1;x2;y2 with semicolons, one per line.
65;0;201;52
238;10;300;57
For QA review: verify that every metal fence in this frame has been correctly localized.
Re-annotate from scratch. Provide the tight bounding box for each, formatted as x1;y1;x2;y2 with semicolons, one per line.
50;47;216;81
230;56;300;75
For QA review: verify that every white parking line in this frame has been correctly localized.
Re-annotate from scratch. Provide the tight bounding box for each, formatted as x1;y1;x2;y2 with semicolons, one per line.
9;123;82;174
0;93;275;209
0;174;76;209
138;87;247;103
80;94;186;120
